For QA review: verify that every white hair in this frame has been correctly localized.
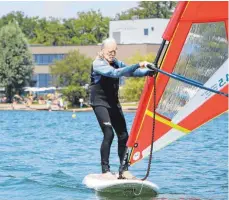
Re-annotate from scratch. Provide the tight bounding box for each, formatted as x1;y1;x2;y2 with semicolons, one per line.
101;38;117;50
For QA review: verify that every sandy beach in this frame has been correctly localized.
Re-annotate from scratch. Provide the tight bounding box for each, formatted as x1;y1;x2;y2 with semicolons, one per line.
0;103;138;112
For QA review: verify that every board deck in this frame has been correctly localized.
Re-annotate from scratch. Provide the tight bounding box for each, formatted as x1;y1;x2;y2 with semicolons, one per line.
83;173;159;197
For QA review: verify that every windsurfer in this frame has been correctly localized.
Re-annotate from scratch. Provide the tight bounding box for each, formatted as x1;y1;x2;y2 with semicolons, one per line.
89;38;154;178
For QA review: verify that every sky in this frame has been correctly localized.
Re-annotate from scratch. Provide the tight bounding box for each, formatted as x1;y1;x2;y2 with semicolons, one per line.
0;1;139;19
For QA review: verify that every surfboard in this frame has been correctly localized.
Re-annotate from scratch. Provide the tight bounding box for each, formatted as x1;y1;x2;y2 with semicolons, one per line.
82;173;159;197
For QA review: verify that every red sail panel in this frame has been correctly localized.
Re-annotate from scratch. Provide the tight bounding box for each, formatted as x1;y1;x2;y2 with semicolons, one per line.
127;1;229;166
163;1;187;41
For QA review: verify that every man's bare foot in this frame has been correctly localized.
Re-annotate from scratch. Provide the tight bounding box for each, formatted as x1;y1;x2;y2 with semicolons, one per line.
122;171;137;180
100;172;116;180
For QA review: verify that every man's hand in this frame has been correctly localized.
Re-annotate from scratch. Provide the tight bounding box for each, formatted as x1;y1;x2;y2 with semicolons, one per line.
139;61;156;76
139;61;152;68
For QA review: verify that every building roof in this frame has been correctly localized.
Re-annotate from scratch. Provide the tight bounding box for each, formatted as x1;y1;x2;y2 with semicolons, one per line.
109;18;170;44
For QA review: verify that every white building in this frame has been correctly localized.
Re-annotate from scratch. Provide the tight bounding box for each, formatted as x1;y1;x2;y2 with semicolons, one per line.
109;18;169;44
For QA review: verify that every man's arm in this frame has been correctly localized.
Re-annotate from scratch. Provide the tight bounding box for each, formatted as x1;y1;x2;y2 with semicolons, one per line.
125;68;155;77
93;59;140;78
115;60;154;77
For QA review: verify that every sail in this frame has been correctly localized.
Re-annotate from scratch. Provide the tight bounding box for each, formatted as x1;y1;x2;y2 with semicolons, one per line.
127;1;229;166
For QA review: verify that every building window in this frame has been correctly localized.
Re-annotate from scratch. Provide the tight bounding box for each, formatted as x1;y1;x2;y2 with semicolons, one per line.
33;54;65;65
144;28;148;35
33;74;53;87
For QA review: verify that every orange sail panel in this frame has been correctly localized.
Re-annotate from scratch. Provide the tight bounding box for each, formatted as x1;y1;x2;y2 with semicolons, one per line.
127;1;229;166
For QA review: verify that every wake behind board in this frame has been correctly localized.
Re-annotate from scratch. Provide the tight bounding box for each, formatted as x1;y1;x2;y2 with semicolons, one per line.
83;173;159;197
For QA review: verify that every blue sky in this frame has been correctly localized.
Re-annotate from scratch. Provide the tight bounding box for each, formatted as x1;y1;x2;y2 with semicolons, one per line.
0;1;139;19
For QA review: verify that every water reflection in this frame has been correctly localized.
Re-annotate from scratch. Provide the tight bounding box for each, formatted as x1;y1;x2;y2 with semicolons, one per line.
95;193;204;200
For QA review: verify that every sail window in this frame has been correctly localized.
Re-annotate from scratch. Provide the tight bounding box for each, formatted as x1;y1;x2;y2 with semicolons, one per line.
156;22;228;119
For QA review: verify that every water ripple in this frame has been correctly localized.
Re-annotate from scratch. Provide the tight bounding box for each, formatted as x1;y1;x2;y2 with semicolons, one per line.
0;111;227;200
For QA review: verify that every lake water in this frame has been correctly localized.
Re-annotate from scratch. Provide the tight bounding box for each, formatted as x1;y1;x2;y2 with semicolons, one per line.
0;110;227;200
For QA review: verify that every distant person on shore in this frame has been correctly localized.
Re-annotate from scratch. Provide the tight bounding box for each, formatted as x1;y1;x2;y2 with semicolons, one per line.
46;93;53;111
89;38;155;179
12;93;24;109
79;98;84;108
25;92;33;108
57;97;64;110
14;93;24;103
0;96;7;103
46;99;52;111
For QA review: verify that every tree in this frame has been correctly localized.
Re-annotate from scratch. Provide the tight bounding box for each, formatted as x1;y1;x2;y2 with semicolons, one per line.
68;10;109;45
0;3;177;45
0;11;39;41
115;1;177;20
31;17;71;46
30;10;109;46
0;21;33;102
50;50;92;106
120;52;156;102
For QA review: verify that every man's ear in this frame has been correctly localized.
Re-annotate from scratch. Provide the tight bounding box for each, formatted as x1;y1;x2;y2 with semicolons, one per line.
101;50;105;58
96;51;104;59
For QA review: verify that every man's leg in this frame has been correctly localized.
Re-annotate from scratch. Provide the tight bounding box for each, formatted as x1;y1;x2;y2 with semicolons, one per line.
109;106;137;179
93;106;114;173
109;106;129;171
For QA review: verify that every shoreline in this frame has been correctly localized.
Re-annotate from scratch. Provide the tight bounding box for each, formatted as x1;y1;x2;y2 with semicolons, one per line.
0;103;138;112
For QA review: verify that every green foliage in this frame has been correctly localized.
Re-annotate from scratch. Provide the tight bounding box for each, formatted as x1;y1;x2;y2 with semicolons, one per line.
121;52;155;102
31;17;71;46
72;10;109;44
125;51;156;64
0;10;109;46
0;3;177;45
0;11;39;40
116;1;177;20
0;3;179;103
62;85;86;107
50;50;92;105
0;21;33;102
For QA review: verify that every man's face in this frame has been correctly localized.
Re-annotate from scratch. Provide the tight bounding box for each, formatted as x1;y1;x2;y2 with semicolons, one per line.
102;42;117;63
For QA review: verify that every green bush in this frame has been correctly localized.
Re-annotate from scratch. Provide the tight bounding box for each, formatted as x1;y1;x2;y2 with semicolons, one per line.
120;51;156;102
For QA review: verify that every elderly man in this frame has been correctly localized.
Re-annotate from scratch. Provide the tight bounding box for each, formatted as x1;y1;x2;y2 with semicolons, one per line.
90;38;154;178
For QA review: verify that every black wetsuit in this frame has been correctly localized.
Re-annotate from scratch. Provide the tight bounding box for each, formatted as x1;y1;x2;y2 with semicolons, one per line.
90;58;151;173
